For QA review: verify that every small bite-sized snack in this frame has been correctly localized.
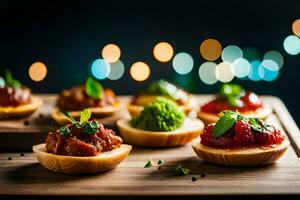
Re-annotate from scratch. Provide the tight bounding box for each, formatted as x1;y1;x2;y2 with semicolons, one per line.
198;84;272;124
193;111;289;166
33;109;131;174
0;70;43;119
51;76;123;125
127;79;197;117
118;97;204;147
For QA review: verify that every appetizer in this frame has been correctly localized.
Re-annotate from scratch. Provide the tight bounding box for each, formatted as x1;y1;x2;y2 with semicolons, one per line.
118;97;204;147
198;84;272;124
193;111;289;166
51;76;123;125
33;109;131;174
127;79;197;117
0;70;43;118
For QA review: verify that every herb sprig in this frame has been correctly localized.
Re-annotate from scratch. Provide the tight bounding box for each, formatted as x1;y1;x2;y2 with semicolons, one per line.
213;110;271;138
59;109;100;136
0;69;22;89
219;84;245;107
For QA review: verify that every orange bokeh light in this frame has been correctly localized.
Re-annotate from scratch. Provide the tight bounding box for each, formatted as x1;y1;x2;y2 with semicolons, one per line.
102;44;121;63
292;19;300;37
153;42;174;62
200;39;222;61
28;62;47;82
130;62;150;81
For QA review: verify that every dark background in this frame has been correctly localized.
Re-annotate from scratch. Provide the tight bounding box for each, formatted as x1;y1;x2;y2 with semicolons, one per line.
0;0;299;125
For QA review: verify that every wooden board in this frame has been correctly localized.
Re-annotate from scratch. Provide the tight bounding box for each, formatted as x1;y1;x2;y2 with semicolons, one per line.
0;95;300;197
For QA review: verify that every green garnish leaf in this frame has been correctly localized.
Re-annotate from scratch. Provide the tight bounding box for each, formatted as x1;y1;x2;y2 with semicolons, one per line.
85;77;103;99
144;159;154;168
157;160;164;165
173;165;190;176
57;126;71;136
0;77;5;88
248;117;269;132
219;84;245;107
5;69;22;88
80;108;91;123
61;111;77;123
213;110;243;138
82;121;99;135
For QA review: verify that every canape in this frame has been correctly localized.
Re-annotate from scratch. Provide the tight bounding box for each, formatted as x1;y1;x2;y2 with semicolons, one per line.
0;69;43;119
127;79;197;117
198;84;272;124
118;97;204;147
33;109;131;174
193;111;289;166
51;76;123;125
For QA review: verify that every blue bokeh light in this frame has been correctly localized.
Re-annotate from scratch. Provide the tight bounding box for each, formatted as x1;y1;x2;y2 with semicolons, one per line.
232;58;250;78
283;35;300;55
172;52;194;75
248;60;261;81
259;61;280;82
222;45;243;63
91;59;111;80
263;50;284;69
108;60;125;80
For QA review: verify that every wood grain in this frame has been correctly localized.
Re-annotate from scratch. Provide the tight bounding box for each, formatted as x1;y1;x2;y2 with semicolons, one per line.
0;94;300;196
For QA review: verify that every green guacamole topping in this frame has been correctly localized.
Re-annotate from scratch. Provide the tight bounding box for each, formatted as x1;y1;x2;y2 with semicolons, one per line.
141;79;189;102
131;97;185;131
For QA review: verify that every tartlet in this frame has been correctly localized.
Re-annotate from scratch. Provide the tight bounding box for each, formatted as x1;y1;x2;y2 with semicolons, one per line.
0;70;43;119
33;109;131;174
198;84;272;124
193;111;289;166
127;79;197;117
118;97;204;147
51;77;123;125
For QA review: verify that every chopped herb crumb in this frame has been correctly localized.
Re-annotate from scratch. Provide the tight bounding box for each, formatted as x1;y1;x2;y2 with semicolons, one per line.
157;160;164;165
144;159;154;168
192;176;198;181
173;165;190;176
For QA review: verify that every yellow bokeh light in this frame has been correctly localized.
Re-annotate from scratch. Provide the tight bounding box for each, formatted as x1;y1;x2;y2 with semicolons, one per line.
101;43;121;63
215;62;235;83
130;61;150;81
200;39;222;61
292;19;300;37
153;42;174;62
28;62;47;82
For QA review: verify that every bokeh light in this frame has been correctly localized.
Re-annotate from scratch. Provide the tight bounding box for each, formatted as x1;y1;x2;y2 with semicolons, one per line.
130;61;150;81
221;45;243;63
172;52;194;74
263;50;284;69
198;62;217;84
200;39;222;61
108;60;125;80
292;19;300;37
248;60;261;81
215;62;235;83
153;42;174;62
232;58;250;78
258;60;280;82
101;43;121;63
283;35;300;55
91;59;110;80
242;47;260;61
28;61;47;82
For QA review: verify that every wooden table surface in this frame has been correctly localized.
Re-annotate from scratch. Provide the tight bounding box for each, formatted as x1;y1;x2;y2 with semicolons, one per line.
1;95;300;197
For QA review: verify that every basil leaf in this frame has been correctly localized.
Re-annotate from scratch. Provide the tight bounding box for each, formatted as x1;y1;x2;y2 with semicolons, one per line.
213;113;237;138
4;69;22;88
144;159;154;168
61;111;77;123
5;69;12;84
173;165;190;176
85;77;103;99
80;109;91;123
0;77;5;88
